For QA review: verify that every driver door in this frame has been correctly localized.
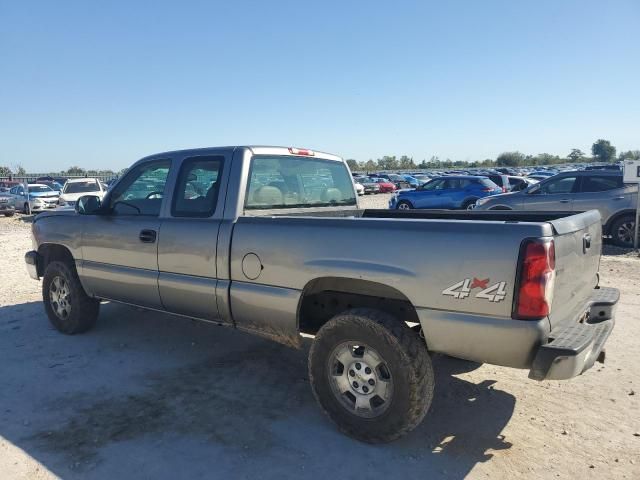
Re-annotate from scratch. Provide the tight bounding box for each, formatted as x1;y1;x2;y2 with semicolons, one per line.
524;175;578;211
79;159;171;308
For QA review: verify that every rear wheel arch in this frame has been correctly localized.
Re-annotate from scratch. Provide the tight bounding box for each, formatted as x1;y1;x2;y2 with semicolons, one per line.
604;209;635;236
298;277;420;335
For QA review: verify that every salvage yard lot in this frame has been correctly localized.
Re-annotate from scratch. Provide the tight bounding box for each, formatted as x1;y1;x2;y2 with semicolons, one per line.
1;196;638;480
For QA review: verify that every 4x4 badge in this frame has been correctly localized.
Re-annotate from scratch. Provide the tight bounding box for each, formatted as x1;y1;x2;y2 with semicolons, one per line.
442;278;507;302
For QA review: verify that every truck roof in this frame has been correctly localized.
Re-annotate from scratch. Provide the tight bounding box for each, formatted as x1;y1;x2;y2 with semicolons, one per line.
139;146;343;163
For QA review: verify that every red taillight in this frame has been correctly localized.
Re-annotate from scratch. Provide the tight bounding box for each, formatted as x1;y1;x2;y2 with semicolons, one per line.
502;186;507;193
288;147;314;156
514;239;556;320
482;187;494;192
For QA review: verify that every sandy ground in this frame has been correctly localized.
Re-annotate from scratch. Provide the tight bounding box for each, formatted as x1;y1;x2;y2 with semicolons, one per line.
0;197;639;479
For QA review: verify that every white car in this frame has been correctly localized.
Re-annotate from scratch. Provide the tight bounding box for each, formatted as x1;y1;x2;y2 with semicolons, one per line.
58;178;107;207
354;182;365;196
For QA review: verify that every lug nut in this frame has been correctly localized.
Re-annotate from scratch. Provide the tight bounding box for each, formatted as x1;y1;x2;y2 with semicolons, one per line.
355;363;361;370
368;379;375;386
362;386;369;393
365;367;372;374
349;370;355;377
353;381;359;388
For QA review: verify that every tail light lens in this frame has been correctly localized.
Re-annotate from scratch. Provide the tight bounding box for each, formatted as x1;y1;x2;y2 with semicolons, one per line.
513;239;555;319
481;187;494;192
502;186;507;193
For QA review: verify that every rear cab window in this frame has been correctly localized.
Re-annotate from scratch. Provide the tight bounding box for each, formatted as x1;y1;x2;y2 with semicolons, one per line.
245;155;356;210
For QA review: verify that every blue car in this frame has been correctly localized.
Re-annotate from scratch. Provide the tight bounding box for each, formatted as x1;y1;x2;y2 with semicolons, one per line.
402;175;422;188
389;175;502;210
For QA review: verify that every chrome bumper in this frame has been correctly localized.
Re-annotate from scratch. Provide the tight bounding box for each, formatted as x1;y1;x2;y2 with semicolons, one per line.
25;251;39;280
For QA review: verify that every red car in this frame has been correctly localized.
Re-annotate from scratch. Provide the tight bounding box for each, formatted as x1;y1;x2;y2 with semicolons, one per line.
372;178;396;193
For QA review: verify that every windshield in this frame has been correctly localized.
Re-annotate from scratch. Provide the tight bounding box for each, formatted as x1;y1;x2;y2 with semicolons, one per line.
245;156;357;210
64;180;100;194
28;185;53;193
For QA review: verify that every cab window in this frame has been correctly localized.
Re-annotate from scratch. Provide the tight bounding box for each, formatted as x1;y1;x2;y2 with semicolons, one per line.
172;156;224;217
109;160;171;216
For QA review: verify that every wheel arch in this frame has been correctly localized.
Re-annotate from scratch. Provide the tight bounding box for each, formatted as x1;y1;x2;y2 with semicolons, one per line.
37;243;75;277
604;209;636;235
298;277;420;335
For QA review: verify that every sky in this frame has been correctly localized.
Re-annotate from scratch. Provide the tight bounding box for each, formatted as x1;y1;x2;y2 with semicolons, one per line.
1;0;639;171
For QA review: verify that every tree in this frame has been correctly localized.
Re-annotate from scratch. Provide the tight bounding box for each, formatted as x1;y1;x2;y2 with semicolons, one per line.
0;166;11;177
398;155;416;169
591;139;616;162
345;159;359;171
619;150;640;161
363;160;376;171
377;156;399;170
567;148;585;162
66;166;86;175
496;151;525;167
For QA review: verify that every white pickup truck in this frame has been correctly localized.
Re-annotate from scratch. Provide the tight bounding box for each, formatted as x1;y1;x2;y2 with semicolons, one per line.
25;146;618;442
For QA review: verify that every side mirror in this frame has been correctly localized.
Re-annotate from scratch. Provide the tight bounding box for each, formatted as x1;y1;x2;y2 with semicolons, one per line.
76;195;102;215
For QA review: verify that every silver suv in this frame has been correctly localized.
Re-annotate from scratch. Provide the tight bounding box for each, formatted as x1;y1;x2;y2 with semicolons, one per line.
474;170;637;247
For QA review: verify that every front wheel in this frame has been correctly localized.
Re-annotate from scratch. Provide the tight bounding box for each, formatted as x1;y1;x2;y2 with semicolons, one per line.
462;199;477;210
42;261;100;334
309;308;434;443
396;200;413;210
610;215;636;248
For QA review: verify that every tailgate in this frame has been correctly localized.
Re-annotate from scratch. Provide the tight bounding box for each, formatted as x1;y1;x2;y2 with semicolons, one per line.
547;210;602;330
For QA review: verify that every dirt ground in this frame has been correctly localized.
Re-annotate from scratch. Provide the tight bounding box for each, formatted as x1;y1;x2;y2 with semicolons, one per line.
1;198;638;479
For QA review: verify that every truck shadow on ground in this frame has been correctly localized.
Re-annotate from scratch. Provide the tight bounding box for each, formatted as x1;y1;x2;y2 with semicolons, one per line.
0;301;514;479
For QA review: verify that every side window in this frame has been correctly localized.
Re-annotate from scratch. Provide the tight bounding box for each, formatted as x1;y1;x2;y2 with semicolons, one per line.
540;176;577;195
109;160;170;216
581;176;623;193
423;179;443;190
172;156;224;217
9;187;16;194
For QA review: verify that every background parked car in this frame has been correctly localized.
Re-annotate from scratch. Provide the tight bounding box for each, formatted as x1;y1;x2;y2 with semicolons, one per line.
9;183;59;213
371;177;397;193
58;178;108;207
354;182;365;196
389;175;502;210
474;170;638;247
354;177;381;194
0;191;15;216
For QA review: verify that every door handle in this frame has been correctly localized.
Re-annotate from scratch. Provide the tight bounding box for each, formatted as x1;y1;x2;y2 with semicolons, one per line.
139;229;157;243
559;199;570;203
583;233;592;253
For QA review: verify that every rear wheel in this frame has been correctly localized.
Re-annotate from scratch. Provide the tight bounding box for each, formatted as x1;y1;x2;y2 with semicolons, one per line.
396;200;413;210
43;261;100;334
308;308;434;443
610;215;635;248
4;212;14;217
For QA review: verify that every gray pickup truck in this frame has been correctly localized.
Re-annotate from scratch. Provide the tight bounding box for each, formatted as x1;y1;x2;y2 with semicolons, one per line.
25;146;618;442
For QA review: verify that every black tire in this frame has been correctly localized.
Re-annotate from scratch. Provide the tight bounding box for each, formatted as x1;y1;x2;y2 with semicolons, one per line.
461;199;477;210
610;215;636;248
23;203;30;214
4;212;14;217
42;260;100;334
396;200;413;210
308;308;434;443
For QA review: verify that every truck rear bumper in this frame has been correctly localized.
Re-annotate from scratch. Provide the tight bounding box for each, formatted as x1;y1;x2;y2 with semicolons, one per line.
529;287;618;380
417;286;618;379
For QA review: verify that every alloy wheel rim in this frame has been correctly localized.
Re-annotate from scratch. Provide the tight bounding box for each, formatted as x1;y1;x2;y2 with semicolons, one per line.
617;221;635;244
49;276;71;320
327;342;393;418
